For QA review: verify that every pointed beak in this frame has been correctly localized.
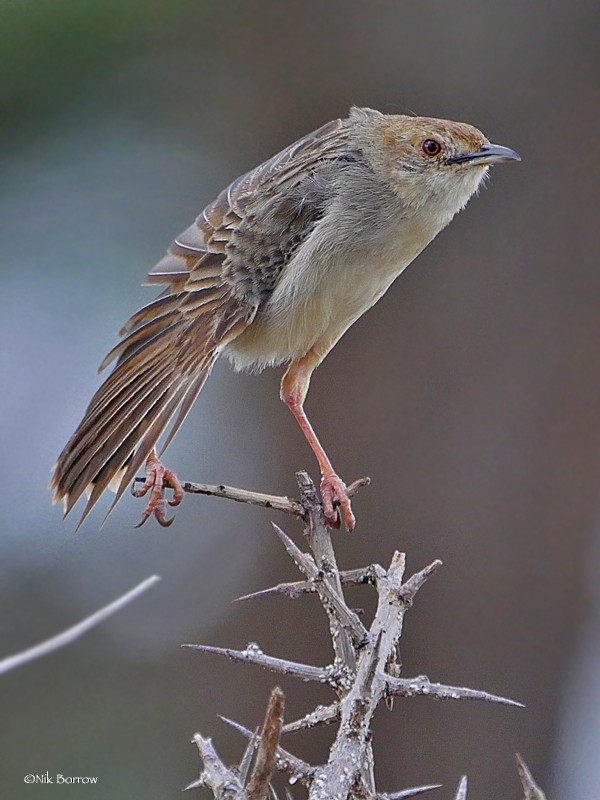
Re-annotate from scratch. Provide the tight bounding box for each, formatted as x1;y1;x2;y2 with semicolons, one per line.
447;143;521;166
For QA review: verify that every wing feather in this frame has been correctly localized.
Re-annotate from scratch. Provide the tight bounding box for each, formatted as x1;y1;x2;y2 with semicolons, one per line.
51;115;354;523
61;363;174;486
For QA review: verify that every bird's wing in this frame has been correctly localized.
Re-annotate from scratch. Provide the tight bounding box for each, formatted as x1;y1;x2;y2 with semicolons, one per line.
51;117;352;525
146;117;352;294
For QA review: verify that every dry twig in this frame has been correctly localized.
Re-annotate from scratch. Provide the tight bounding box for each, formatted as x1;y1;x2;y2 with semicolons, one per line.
179;481;304;517
246;687;286;800
0;575;159;676
186;734;245;798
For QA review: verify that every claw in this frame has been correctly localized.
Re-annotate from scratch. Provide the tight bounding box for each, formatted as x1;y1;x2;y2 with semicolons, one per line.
131;450;184;528
135;497;175;528
320;474;355;532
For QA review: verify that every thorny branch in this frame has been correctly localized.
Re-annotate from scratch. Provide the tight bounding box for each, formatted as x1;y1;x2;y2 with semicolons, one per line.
183;471;547;799
219;715;316;784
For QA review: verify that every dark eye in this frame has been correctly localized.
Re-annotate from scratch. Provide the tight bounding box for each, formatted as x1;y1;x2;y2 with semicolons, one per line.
422;139;442;157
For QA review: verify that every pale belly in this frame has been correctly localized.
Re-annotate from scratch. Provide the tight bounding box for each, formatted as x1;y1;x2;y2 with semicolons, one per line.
223;216;437;372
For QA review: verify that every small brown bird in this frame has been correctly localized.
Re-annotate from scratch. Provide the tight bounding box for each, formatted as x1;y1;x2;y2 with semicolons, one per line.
51;107;520;530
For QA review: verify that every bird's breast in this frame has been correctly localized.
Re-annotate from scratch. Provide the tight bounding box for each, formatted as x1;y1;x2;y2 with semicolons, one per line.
224;211;439;372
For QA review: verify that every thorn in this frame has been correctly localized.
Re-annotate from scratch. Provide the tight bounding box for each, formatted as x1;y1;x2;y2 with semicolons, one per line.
180;479;303;516
182;777;204;791
345;476;371;498
454;776;468;800
234;581;314;603
387;551;407;586
270;523;367;645
386;676;525;708
238;728;259;785
515;754;547;799
183;643;329;683
280;702;339;735
377;784;443;799
399;560;443;605
219;716;315;782
220;715;250;736
271;523;314;574
234;566;384;603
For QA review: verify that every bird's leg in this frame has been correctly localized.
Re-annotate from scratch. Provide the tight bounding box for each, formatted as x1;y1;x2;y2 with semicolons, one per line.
281;351;356;531
132;448;184;528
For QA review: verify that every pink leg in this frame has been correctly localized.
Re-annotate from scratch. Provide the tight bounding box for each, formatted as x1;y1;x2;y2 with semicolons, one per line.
281;351;355;531
132;448;185;528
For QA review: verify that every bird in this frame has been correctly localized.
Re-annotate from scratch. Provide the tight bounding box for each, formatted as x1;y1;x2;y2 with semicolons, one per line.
51;106;520;531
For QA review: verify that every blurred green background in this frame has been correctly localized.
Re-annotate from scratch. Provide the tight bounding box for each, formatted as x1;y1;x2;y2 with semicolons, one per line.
1;1;599;797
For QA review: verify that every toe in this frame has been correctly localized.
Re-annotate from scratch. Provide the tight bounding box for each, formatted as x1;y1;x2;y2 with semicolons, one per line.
341;502;356;532
134;508;152;528
154;499;175;527
133;457;183;527
322;489;335;521
164;469;185;507
320;474;356;532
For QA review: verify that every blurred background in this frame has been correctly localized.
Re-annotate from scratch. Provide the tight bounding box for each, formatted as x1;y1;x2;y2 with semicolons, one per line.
1;1;599;797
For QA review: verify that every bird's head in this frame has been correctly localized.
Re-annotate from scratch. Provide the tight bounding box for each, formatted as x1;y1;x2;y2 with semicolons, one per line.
349;107;520;224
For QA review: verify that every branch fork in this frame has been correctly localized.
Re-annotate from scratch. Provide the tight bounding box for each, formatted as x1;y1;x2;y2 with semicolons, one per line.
184;471;535;799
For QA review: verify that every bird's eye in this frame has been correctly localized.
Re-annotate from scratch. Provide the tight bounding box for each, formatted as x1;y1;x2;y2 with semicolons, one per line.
422;139;442;157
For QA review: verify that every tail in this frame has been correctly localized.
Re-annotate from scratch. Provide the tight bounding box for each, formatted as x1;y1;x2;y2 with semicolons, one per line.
50;283;243;527
51;156;267;527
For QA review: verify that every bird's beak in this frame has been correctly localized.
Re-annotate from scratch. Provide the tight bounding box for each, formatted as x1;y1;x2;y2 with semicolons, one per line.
447;143;521;166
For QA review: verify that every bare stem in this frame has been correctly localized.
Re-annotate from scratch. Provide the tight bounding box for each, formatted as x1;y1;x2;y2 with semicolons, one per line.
246;687;285;800
219;716;316;784
0;575;160;676
187;735;244;799
180;481;303;516
295;471;357;671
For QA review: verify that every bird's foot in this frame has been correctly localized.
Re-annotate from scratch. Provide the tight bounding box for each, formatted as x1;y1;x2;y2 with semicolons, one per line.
132;452;184;528
320;473;356;532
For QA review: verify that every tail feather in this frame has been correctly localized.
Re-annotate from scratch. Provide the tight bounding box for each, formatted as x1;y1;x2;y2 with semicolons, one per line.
85;383;196;529
88;340;171;417
159;362;216;456
98;311;179;373
118;291;179;337
51;282;249;525
103;370;212;519
62;371;177;514
61;357;173;475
